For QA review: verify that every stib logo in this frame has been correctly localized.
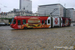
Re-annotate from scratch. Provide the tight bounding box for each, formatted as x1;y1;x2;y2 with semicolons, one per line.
55;18;58;24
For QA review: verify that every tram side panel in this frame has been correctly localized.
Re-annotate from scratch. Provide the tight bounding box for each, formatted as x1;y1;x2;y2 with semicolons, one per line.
20;16;51;29
51;17;61;28
61;17;71;27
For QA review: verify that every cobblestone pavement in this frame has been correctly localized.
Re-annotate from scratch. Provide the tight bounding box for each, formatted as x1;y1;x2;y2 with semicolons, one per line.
0;26;75;50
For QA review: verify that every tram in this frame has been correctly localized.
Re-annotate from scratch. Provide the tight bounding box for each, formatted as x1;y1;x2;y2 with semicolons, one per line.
10;16;71;29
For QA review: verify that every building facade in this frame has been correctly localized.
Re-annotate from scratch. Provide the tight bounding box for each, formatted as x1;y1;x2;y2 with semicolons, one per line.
20;0;32;11
38;4;65;17
0;9;35;18
66;8;74;21
73;11;75;21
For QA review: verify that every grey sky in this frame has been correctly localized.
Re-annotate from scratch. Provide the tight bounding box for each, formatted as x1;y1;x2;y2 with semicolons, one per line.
0;0;75;13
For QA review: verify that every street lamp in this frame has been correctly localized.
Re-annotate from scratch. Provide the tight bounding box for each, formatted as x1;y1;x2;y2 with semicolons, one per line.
50;8;58;17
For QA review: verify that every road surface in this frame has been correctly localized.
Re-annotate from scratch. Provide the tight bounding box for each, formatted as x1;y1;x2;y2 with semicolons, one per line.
0;26;75;50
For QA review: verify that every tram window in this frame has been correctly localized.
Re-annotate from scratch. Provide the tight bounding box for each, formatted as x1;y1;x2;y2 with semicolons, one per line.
23;20;26;24
18;20;21;25
69;20;71;23
45;20;47;24
63;20;65;24
42;20;44;24
48;19;50;24
13;19;16;24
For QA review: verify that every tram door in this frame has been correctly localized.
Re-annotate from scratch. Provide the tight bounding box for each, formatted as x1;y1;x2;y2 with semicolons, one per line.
47;17;51;28
17;20;22;29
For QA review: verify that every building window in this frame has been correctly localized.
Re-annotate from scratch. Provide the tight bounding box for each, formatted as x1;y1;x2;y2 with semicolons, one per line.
45;20;47;24
23;20;26;24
